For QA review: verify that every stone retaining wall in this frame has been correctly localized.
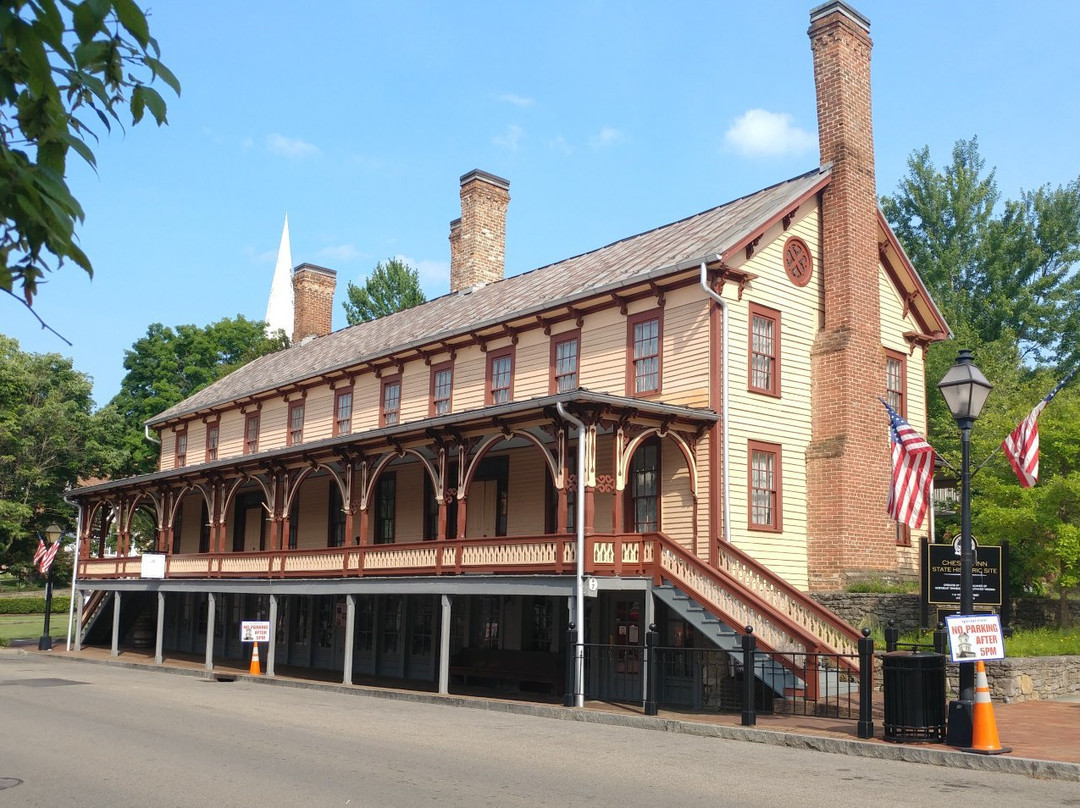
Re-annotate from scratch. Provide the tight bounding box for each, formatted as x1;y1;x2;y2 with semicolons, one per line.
812;592;1080;632
873;654;1080;703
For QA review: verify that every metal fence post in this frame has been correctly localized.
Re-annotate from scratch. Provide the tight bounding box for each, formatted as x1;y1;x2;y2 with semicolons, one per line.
564;623;576;707
741;625;756;727
933;622;948;656
644;623;659;716
884;619;899;652
858;627;874;739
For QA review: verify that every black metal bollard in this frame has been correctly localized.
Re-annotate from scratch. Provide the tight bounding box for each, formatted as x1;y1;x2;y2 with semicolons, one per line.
741;625;756;727
564;623;576;707
858;627;874;739
644;623;659;716
933;622;948;656
884;619;899;652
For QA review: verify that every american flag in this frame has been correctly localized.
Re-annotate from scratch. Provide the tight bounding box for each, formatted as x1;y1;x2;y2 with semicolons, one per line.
38;539;61;575
32;538;47;567
1002;369;1076;488
881;398;936;529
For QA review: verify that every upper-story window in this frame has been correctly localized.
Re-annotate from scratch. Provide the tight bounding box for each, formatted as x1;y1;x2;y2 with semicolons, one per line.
748;439;782;532
381;376;401;427
288;400;305;446
886;349;906;416
430;361;453;417
486;347;514;405
550;329;580;394
174;428;187;468
244;412;260;454
334;386;353;436
205;420;219;462
749;303;781;397
627;309;662;395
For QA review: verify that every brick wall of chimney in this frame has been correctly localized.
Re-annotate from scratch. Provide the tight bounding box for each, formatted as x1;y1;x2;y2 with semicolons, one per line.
292;263;336;343
806;2;894;590
450;170;509;292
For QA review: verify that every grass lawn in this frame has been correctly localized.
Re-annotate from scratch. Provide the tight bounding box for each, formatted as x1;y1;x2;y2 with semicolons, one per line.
0;614;65;643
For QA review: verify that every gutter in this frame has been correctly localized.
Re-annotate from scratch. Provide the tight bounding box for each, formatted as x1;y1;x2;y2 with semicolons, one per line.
555;402;586;709
699;259;732;545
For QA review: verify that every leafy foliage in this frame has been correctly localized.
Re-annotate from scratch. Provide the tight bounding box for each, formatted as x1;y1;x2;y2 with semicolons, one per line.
0;335;116;570
0;0;180;311
342;257;426;325
103;316;288;477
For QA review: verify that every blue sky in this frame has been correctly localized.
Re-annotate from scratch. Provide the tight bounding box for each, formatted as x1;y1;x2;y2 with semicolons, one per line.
6;1;1080;407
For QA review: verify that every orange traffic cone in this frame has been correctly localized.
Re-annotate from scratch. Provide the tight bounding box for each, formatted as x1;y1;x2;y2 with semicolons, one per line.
249;642;261;676
962;660;1011;755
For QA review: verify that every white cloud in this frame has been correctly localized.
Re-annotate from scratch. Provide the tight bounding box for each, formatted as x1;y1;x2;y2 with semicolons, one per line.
316;244;361;263
266;133;321;158
396;254;449;297
723;109;815;158
498;93;535;108
589;126;623;149
493;124;524;151
547;135;572;155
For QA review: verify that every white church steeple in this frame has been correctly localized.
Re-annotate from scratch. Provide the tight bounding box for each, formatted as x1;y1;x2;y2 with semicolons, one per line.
265;213;293;337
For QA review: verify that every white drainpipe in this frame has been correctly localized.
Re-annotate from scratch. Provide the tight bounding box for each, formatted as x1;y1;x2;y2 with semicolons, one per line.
699;259;731;544
144;424;160;444
555;401;586;708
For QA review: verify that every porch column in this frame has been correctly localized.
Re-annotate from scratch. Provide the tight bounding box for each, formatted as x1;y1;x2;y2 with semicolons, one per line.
642;592;656;709
74;590;84;652
456;496;468;539
155;591;165;665
438;594;452;695
557;487;568;534
266;594;278;677
110;591;121;657
358;507;369;546
343;594;356;685
204;592;216;672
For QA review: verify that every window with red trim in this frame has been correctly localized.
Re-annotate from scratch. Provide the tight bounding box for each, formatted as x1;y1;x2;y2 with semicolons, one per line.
174;429;187;468
430;361;453;417
550;329;580;394
748;440;782;531
244;412;260;454
626;309;662;395
381;376;401;427
288;400;305;446
205;421;219;462
749;303;781;397
334;387;353;436
486;347;514;405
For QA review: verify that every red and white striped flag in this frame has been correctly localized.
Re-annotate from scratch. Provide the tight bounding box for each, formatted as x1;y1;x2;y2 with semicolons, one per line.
32;538;47;567
1002;370;1076;488
38;539;61;574
881;398;936;529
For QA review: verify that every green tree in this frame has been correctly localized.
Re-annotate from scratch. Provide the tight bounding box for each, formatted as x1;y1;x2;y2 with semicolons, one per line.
0;335;116;572
882;137;1080;372
1;0;180;320
103;316;288;477
342;257;426;325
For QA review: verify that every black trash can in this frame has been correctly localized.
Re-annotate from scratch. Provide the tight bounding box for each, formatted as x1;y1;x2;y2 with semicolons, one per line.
881;651;947;743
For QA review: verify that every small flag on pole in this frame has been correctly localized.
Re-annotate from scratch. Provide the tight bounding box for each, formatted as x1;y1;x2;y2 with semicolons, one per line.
881;398;936;529
33;538;47;567
38;540;61;575
1002;369;1077;488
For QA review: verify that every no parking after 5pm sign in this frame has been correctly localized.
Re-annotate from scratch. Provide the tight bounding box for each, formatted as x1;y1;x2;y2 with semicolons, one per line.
945;614;1005;662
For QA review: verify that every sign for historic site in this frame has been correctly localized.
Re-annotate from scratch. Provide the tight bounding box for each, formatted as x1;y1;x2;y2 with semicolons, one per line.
924;538;1003;607
240;621;271;643
945;614;1005;662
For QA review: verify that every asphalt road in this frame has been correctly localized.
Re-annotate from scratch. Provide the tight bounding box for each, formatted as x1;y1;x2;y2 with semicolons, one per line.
1;653;1076;808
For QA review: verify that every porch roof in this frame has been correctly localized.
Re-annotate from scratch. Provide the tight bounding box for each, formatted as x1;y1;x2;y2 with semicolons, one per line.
71;389;717;499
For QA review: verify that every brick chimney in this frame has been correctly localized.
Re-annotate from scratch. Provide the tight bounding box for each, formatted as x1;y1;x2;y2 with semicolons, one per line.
292;263;336;343
805;2;893;590
449;169;510;292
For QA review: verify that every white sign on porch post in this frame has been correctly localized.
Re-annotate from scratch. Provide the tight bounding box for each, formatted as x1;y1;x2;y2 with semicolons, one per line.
141;553;166;579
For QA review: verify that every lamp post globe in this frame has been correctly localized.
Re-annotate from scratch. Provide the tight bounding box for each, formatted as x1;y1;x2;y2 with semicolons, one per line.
937;349;992;746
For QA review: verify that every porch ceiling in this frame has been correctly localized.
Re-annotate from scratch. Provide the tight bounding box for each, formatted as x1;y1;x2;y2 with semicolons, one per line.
71;390;717;499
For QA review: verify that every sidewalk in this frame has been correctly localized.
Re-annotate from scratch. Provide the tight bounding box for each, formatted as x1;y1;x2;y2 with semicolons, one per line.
8;644;1079;780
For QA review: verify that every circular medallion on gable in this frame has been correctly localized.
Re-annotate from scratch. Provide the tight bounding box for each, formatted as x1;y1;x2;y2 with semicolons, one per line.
783;236;813;287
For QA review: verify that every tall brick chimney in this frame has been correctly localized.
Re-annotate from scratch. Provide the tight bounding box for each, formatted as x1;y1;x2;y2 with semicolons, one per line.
449;169;510;292
292;263;336;343
805;2;894;590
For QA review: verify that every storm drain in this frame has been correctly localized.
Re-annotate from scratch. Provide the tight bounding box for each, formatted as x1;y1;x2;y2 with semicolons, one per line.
0;778;23;790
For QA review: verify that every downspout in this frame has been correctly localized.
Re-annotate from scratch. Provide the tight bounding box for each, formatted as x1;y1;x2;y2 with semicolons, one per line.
144;424;160;444
62;493;83;651
555;402;586;708
699;260;732;545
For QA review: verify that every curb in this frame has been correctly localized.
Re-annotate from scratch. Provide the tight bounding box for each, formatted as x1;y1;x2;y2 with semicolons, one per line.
8;648;1079;783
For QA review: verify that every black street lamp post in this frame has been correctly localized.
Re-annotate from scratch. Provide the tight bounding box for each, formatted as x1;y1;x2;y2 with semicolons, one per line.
37;524;62;651
937;349;993;745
